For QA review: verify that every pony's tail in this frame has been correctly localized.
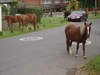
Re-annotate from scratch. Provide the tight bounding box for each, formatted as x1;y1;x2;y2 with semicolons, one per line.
65;26;68;38
33;14;37;23
65;25;71;38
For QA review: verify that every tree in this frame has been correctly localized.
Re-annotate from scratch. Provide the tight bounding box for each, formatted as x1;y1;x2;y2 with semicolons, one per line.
68;0;80;11
1;4;8;15
77;0;95;8
9;0;22;15
77;0;99;16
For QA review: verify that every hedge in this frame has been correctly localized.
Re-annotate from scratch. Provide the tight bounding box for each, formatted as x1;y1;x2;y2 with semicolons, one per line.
78;0;95;8
18;6;43;22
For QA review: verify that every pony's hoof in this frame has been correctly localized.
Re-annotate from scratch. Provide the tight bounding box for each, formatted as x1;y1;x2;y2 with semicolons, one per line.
75;55;78;58
84;57;87;59
69;53;72;55
83;55;87;59
67;52;69;54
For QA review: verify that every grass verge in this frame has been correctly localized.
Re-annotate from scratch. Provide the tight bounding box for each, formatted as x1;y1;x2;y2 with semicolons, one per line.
79;14;100;75
0;14;100;39
88;14;100;19
0;17;68;39
81;55;100;75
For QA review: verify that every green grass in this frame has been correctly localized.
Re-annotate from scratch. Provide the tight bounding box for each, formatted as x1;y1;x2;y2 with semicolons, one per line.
0;17;68;39
0;29;36;38
81;56;100;75
40;17;68;28
88;14;100;19
0;14;100;39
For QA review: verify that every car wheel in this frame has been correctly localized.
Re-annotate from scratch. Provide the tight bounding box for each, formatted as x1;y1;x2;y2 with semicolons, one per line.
80;18;85;22
85;18;87;21
68;19;70;21
80;18;83;22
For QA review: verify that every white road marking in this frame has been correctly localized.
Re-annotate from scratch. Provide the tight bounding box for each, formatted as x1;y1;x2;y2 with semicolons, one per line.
72;40;92;45
20;37;43;41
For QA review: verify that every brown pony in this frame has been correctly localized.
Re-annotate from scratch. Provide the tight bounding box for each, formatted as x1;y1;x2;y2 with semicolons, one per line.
65;22;92;59
3;15;23;30
22;14;37;30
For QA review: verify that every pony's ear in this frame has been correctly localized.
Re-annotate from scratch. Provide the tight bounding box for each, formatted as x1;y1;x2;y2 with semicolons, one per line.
84;22;86;25
89;22;92;25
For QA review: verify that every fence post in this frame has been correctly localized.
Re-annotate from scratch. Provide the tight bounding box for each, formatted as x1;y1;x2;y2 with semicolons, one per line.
0;5;2;31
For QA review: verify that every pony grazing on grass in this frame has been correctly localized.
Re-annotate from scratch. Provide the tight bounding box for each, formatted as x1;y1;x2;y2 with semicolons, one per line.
3;14;37;31
22;14;37;30
65;22;92;59
3;15;23;30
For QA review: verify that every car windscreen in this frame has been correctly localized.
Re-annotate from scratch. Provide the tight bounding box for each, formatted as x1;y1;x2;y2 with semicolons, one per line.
71;11;82;15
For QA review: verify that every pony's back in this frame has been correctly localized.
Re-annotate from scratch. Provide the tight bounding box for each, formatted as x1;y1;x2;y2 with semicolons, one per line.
65;24;76;34
4;15;13;21
17;15;23;22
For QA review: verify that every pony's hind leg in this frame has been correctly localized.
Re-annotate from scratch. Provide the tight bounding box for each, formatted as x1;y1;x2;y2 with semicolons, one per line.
75;42;79;57
66;38;69;54
33;21;36;30
69;40;72;55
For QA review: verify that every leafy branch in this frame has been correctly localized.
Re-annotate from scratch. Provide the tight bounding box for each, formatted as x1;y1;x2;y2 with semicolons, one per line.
68;0;80;11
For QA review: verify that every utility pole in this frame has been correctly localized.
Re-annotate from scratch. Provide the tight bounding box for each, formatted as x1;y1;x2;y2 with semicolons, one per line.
95;0;97;16
0;5;2;31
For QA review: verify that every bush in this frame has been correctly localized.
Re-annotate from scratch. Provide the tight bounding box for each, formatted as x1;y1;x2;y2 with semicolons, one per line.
9;2;19;15
18;6;43;22
18;8;26;14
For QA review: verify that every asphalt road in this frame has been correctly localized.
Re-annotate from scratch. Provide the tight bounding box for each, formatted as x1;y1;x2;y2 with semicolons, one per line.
0;19;100;75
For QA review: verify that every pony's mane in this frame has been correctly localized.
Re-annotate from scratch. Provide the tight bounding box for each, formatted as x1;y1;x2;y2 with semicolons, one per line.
80;24;85;35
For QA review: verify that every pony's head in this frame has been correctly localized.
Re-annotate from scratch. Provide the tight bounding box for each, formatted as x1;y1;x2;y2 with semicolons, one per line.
84;22;92;38
80;22;92;38
2;16;6;20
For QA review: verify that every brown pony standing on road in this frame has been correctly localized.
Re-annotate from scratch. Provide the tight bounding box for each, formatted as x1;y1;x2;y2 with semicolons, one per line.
22;14;37;30
65;22;92;59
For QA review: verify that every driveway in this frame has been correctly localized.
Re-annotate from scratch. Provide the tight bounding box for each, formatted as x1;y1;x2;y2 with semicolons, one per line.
0;19;100;75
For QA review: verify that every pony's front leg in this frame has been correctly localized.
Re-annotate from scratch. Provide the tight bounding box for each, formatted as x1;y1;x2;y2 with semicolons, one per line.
11;23;13;30
18;22;21;30
22;22;25;31
9;22;12;30
7;22;10;30
75;42;79;57
83;42;87;59
25;22;28;31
